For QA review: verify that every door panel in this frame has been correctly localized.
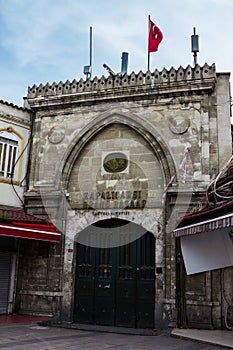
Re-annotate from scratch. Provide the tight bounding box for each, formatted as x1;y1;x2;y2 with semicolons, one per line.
74;220;155;329
74;245;95;324
95;246;115;325
115;280;136;327
136;232;155;328
115;240;137;327
137;281;155;328
75;279;94;324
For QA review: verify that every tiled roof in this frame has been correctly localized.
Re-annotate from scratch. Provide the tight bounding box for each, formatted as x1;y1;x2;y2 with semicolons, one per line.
0;99;29;111
0;206;45;223
0;207;61;242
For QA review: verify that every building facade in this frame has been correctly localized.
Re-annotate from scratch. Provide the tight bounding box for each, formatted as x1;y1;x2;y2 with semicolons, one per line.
0;101;31;208
18;63;233;329
0;101;31;315
0;101;61;316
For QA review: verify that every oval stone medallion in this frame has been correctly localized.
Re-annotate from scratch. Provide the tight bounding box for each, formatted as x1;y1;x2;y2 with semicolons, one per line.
103;152;128;173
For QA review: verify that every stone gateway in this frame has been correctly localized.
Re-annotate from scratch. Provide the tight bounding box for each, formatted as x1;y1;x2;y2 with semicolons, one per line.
19;64;232;330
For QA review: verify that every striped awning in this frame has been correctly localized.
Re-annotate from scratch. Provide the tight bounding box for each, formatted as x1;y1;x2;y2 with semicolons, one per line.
174;212;233;237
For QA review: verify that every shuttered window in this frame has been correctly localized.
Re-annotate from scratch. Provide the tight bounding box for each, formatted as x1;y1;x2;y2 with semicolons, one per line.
0;136;18;180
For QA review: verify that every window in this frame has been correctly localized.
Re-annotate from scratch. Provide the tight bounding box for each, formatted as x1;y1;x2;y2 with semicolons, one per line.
0;130;20;181
0;136;19;179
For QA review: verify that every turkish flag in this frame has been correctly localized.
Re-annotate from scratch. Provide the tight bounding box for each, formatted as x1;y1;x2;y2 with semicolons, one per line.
148;20;163;53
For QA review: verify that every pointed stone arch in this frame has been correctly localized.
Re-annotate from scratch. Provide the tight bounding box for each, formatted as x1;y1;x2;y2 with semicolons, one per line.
60;109;177;191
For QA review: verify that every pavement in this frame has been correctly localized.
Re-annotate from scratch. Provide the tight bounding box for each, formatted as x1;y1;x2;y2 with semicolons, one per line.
171;328;233;349
0;315;232;349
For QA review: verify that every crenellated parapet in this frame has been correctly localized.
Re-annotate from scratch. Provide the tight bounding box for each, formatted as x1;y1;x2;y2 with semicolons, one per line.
27;63;216;102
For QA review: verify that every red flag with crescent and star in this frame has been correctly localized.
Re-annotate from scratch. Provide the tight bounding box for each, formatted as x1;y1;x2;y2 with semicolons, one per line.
148;19;163;53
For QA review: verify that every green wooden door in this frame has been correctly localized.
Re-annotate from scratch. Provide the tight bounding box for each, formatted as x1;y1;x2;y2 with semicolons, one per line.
74;220;155;329
115;232;155;328
94;245;116;326
74;244;95;324
115;238;137;327
136;232;155;329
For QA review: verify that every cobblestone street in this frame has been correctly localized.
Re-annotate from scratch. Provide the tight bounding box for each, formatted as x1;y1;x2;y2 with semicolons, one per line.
0;323;231;350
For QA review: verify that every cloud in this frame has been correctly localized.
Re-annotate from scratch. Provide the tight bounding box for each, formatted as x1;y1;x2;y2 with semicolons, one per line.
0;0;232;105
1;4;70;64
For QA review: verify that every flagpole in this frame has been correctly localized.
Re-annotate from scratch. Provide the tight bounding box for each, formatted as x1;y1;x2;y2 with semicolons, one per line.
148;15;150;71
90;26;93;79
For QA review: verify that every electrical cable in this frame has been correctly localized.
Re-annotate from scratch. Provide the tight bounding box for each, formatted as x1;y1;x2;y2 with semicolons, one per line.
10;135;32;208
213;156;233;200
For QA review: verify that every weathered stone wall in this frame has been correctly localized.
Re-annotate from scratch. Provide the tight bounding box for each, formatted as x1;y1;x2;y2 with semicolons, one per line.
22;64;232;329
17;239;63;317
68;123;164;210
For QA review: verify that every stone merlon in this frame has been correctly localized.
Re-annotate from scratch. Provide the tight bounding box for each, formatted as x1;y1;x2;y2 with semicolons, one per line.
26;63;221;108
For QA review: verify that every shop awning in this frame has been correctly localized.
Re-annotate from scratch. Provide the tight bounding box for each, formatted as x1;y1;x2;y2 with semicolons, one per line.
0;207;61;243
173;161;233;274
174;211;233;275
0;222;61;242
173;212;233;237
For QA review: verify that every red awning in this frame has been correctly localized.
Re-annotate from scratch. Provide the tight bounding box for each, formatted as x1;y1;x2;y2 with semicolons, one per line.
0;222;61;242
173;212;233;237
0;207;61;242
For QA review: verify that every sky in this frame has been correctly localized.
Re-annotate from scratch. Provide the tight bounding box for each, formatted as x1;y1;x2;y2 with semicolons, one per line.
0;0;232;107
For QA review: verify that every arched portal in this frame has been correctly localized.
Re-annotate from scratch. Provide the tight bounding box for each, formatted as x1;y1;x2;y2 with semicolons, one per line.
59;115;177;327
73;219;155;329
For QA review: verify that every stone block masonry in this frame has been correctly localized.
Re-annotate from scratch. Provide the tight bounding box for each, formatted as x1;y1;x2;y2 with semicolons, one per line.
21;63;232;330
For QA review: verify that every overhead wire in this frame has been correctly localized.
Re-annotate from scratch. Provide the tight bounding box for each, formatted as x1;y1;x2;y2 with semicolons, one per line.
213;155;233;200
10;135;32;208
